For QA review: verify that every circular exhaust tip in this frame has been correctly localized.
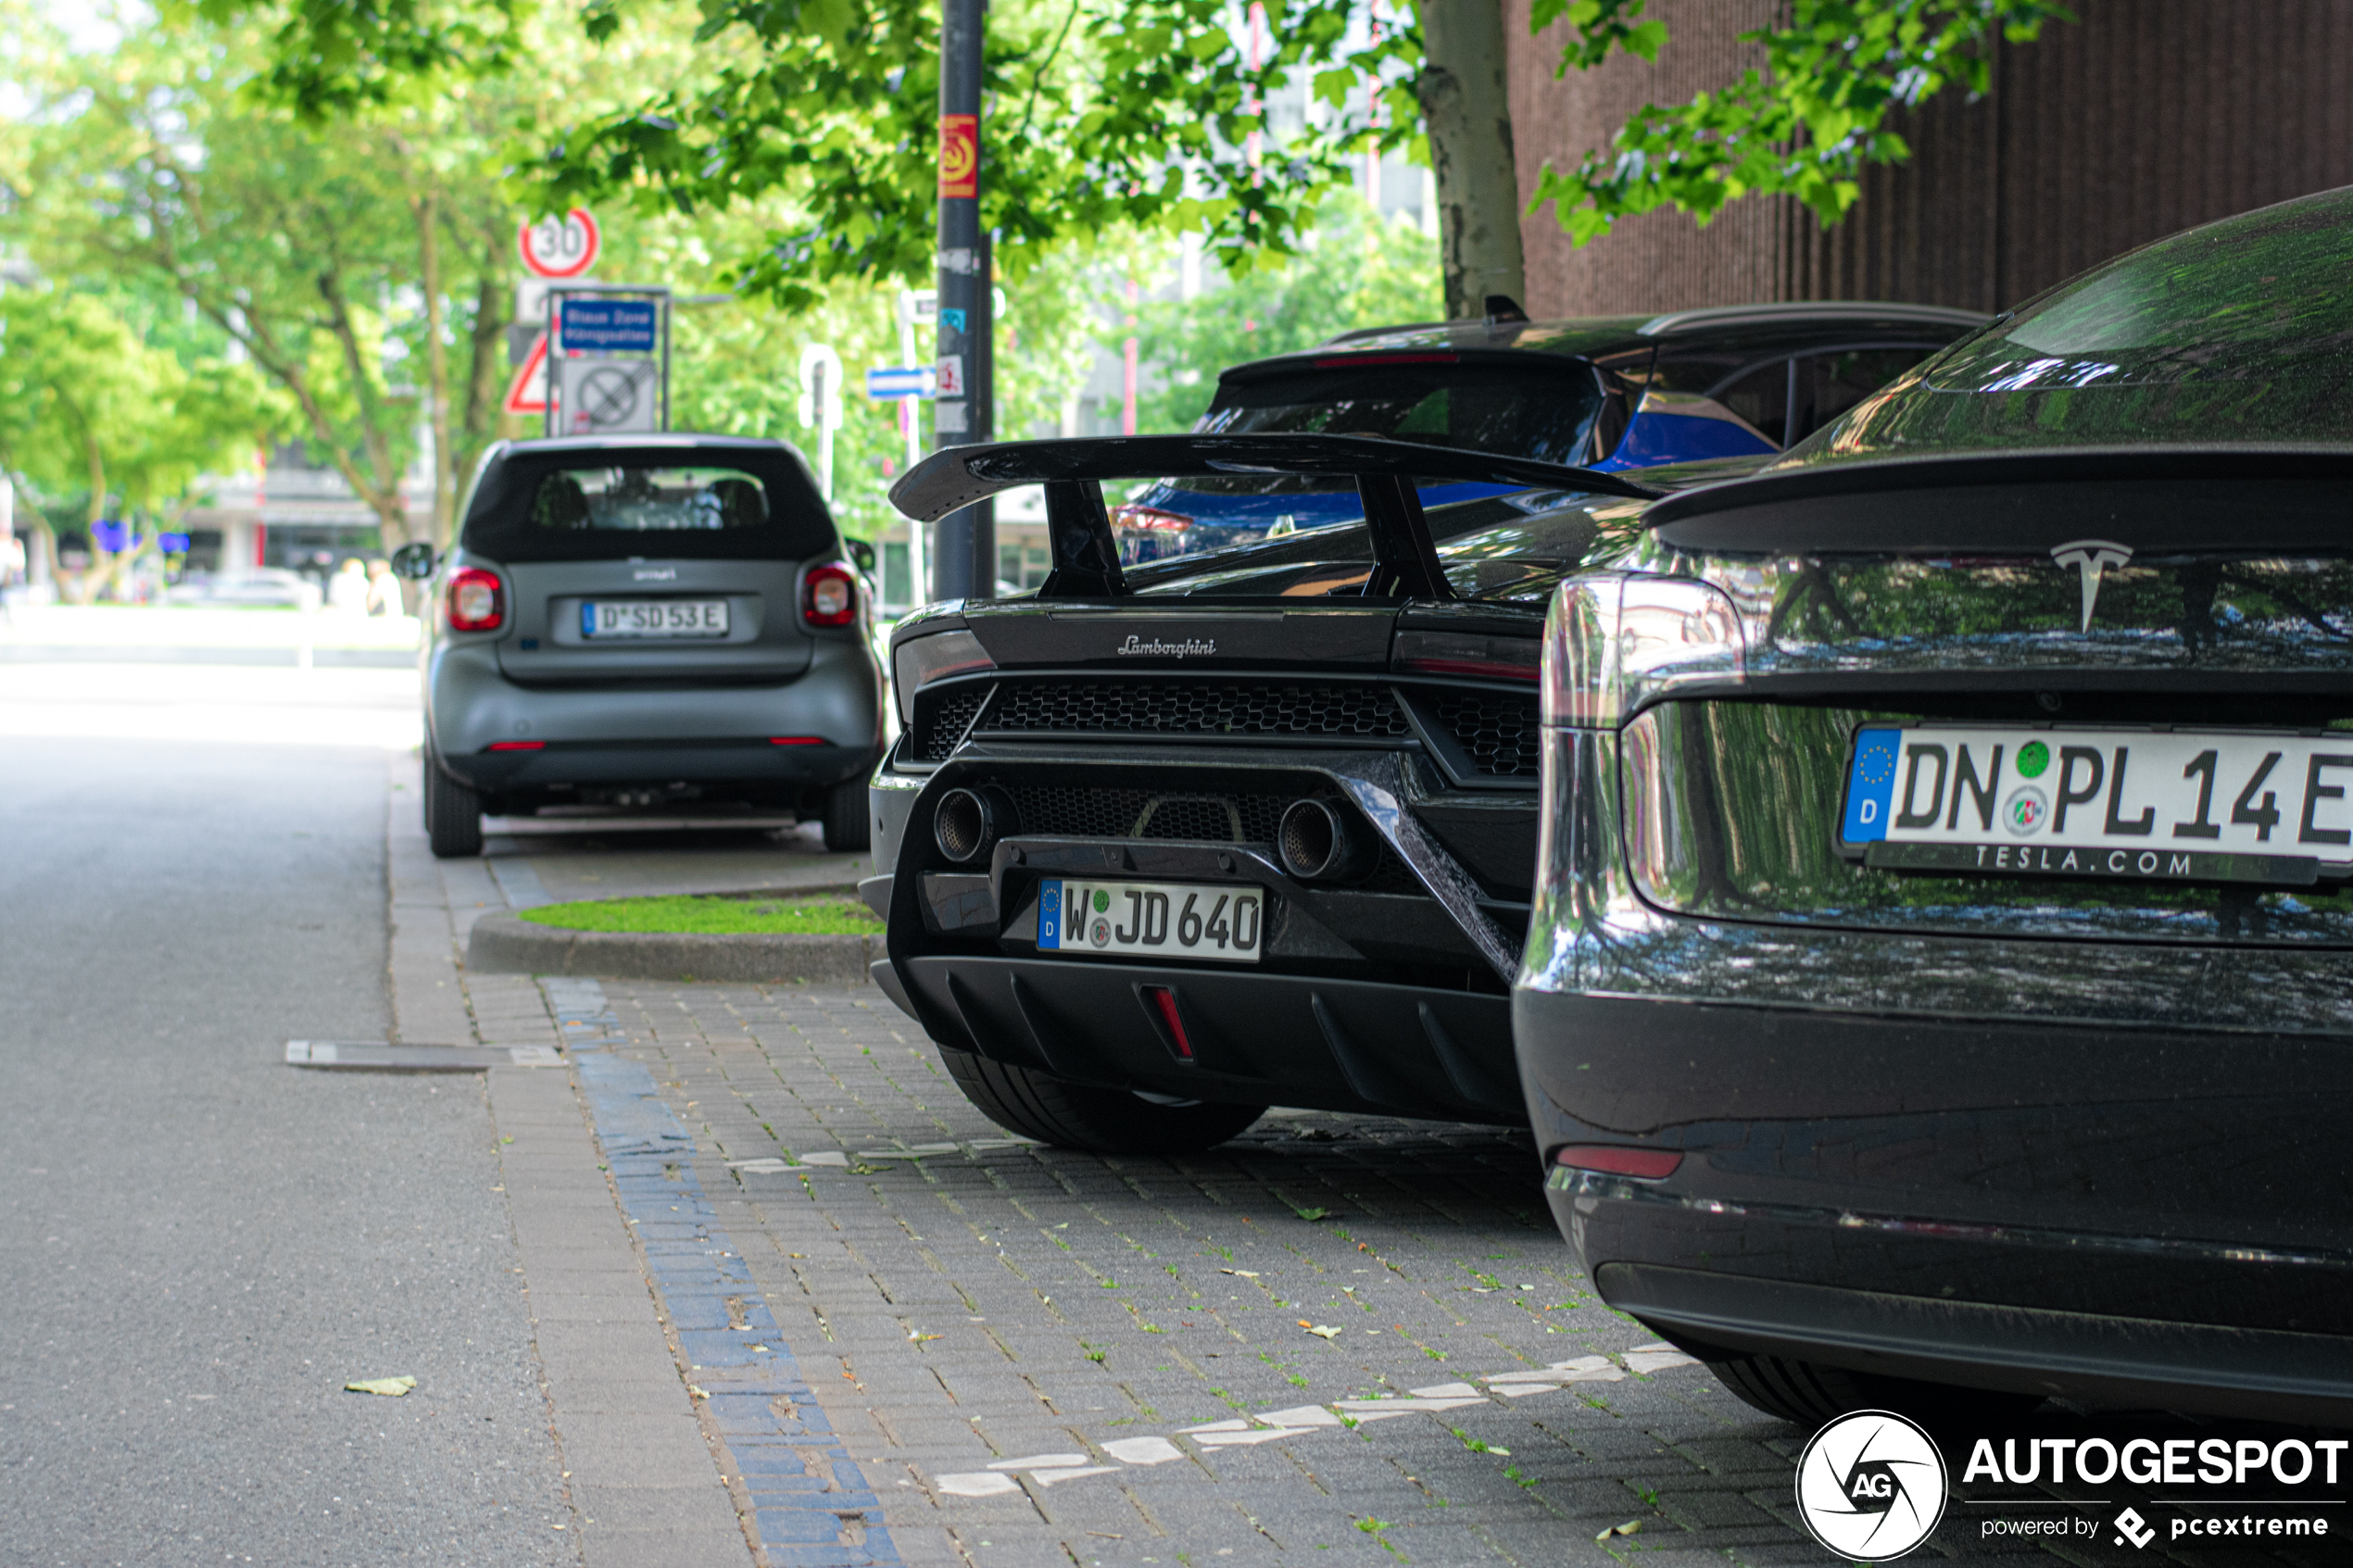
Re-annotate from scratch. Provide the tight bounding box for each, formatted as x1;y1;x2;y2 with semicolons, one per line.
935;786;1002;863
1279;798;1367;882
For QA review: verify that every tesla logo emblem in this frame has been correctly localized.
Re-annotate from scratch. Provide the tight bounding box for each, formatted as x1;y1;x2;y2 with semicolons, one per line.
2051;539;2133;632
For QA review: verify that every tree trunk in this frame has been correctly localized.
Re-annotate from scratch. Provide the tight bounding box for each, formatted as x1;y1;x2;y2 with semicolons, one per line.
1418;0;1528;320
415;189;458;547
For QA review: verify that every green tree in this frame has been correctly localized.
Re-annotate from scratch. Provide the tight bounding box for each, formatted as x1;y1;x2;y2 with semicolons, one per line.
0;284;288;598
1527;0;2069;242
3;7;693;546
192;0;2062;304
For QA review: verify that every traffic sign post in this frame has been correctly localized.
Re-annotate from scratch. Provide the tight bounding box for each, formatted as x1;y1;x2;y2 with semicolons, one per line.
545;284;672;437
797;345;844;502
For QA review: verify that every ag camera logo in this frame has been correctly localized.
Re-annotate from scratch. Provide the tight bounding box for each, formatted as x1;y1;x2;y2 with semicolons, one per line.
1795;1410;1948;1561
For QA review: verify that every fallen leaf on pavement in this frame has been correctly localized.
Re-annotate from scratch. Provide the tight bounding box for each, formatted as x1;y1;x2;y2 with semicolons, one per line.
1595;1520;1642;1541
344;1376;416;1398
687;1386;711;1400
1304;1323;1342;1339
1219;1269;1259;1278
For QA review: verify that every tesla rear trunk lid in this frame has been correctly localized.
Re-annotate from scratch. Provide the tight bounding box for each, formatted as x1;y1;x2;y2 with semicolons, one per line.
1621;460;2353;945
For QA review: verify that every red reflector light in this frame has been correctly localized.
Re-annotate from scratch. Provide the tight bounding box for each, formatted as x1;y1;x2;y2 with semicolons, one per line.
768;735;824;746
487;740;544;751
1311;352;1459;368
1553;1145;1681;1179
1143;986;1193;1059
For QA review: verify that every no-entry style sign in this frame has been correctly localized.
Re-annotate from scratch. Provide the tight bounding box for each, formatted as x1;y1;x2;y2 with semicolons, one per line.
517;209;602;280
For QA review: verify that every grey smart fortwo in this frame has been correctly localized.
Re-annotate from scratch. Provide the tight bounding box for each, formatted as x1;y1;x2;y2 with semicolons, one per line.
1516;187;2353;1427
396;435;885;858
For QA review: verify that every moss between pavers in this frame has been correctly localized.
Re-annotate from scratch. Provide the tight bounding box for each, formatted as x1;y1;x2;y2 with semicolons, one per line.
518;892;882;936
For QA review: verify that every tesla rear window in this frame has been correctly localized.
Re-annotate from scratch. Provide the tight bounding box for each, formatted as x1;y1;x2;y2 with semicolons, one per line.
529;467;768;532
1198;362;1606;470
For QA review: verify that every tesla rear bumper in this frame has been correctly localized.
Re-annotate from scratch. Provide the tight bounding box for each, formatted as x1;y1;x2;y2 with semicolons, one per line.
1514;987;2353;1424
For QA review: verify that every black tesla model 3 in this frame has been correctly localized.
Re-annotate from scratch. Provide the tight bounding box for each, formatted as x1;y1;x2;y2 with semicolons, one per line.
1515;187;2353;1427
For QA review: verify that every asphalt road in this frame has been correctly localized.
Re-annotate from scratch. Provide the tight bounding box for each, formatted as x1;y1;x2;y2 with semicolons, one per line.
0;665;571;1566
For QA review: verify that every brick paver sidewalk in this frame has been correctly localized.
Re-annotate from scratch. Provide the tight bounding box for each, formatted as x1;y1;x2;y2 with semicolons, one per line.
540;977;2256;1568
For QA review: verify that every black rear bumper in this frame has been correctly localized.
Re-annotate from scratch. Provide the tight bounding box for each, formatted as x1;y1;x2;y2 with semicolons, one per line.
1597;1262;2353;1427
439;740;871;795
900;955;1519;1123
1514;987;2353;1423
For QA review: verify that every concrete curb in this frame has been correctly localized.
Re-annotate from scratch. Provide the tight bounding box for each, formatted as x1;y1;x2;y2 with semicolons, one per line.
465;909;876;985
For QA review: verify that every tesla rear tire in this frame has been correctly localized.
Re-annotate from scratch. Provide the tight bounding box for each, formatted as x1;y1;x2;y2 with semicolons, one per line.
425;753;484;859
822;775;871;852
939;1049;1263;1155
1705;1353;2040;1425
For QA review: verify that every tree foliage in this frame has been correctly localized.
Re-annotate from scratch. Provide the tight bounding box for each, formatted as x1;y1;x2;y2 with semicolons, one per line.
1526;0;2070;243
0;283;290;597
528;0;1421;307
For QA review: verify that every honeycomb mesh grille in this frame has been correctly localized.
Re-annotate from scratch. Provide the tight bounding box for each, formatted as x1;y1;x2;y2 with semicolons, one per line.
1433;690;1541;777
983;681;1410;739
916;684;989;761
1000;785;1290;844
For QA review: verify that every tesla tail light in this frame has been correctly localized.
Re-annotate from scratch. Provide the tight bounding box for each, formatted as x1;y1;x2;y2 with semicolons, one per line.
891;628;996;727
1541;571;1743;727
802;562;859;628
487;740;544;751
447;568;504;633
1552;1145;1682;1179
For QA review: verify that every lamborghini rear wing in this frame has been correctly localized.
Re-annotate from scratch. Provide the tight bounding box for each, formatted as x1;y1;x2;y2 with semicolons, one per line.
885;433;1660;600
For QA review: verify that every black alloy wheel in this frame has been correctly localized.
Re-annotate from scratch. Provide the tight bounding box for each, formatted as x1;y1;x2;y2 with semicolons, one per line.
939;1049;1265;1155
424;749;485;859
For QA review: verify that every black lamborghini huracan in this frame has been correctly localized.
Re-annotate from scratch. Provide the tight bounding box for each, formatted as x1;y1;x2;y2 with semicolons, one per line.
859;435;1725;1153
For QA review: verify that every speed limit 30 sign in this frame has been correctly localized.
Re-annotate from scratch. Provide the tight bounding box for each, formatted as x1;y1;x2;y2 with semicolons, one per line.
518;209;601;280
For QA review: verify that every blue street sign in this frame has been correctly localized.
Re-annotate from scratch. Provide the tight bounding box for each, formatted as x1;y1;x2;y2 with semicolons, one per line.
556;298;658;354
866;365;936;399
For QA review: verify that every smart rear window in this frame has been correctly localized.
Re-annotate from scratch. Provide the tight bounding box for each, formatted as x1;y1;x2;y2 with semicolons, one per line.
530;467;768;532
460;443;836;562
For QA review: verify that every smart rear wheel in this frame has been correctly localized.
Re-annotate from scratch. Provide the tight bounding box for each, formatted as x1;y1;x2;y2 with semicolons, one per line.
822;774;871;852
424;752;484;859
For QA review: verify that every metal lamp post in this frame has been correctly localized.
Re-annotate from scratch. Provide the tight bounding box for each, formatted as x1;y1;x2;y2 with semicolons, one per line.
932;0;993;601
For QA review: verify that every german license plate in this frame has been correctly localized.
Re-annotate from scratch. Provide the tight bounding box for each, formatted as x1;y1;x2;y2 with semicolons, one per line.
1840;725;2353;885
1038;879;1264;963
582;598;730;639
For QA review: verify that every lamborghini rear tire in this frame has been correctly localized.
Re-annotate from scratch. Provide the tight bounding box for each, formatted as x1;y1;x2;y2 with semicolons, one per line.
939;1049;1264;1155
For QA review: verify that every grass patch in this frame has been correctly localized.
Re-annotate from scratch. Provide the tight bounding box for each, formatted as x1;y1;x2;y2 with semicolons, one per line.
520;892;882;935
